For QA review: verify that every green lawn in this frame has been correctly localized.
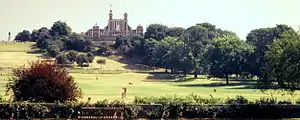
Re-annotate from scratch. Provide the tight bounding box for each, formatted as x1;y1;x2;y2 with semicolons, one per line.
0;42;299;103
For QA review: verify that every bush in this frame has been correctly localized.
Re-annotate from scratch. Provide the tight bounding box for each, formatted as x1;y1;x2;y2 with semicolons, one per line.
76;54;89;67
278;100;292;104
133;94;222;105
96;59;106;64
47;45;61;57
5;60;83;102
97;43;113;56
66;50;78;62
225;95;249;104
86;52;94;63
255;97;277;104
56;54;71;65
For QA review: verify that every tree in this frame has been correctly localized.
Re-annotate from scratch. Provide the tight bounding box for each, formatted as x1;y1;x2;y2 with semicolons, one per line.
196;22;218;39
83;38;95;52
184;25;210;78
246;24;297;77
166;27;185;37
50;21;72;37
47;45;61;57
129;35;145;56
143;38;163;66
36;27;52;49
160;37;192;75
96;43;113;56
96;59;106;64
65;33;85;51
144;24;168;40
87;52;95;63
5;60;83;102
30;30;38;42
56;54;71;64
207;35;254;84
66;50;78;63
15;30;31;42
262;30;300;90
76;54;90;67
115;35;129;48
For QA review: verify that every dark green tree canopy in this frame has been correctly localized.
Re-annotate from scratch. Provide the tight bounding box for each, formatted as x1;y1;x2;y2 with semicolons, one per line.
263;30;300;90
166;27;185;37
50;21;72;37
144;24;168;40
184;25;210;78
208;35;254;84
246;24;296;77
15;30;31;42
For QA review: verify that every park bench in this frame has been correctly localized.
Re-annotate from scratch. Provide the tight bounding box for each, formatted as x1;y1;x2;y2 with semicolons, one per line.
78;107;125;119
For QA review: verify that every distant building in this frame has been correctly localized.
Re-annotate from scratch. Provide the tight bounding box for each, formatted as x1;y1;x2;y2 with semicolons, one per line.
85;6;143;46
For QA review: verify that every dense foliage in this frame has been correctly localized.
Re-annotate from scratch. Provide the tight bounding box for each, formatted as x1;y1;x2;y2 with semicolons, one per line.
263;30;300;90
207;35;254;84
15;30;31;42
0;95;298;119
5;61;83;102
15;21;95;58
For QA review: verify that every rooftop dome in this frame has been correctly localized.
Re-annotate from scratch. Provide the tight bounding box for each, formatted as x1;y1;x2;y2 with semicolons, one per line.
93;23;99;28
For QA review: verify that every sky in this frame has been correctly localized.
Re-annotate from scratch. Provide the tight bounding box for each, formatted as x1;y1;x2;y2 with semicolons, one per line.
0;0;299;41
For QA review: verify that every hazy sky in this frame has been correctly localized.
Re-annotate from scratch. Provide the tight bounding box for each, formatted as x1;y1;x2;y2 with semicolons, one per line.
0;0;299;41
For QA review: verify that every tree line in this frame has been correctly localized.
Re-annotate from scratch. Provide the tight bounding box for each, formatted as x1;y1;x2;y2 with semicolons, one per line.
15;21;300;90
15;21;95;66
114;23;300;90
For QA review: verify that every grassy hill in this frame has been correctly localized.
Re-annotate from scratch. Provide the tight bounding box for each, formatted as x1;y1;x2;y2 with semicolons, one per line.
0;42;299;103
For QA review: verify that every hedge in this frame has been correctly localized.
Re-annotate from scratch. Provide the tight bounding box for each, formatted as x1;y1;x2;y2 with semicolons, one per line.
0;103;300;119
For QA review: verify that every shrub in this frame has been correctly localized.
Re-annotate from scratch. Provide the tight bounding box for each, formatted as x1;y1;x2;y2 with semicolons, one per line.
133;94;223;105
296;98;300;104
56;54;71;65
255;97;277;104
47;45;61;57
76;54;89;67
66;50;78;62
5;60;83;102
86;52;95;63
278;100;292;104
97;43;113;56
96;59;106;64
225;95;249;104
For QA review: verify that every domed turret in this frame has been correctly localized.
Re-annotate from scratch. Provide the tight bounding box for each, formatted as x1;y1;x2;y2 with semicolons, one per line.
137;24;143;28
93;23;99;28
136;24;144;36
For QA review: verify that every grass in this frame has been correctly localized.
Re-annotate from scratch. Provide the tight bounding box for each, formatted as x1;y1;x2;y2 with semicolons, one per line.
0;42;300;103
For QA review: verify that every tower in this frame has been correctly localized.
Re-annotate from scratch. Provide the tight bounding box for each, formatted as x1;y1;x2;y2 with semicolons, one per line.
109;4;113;20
